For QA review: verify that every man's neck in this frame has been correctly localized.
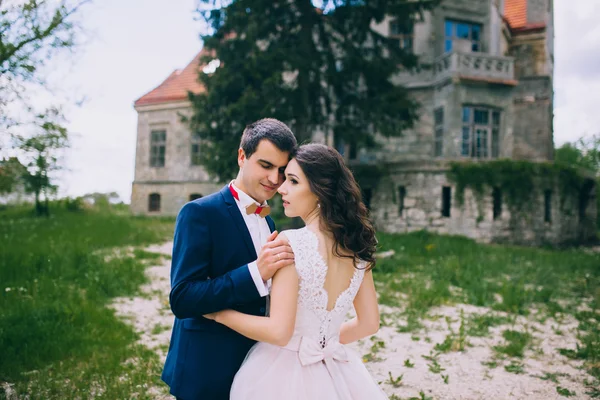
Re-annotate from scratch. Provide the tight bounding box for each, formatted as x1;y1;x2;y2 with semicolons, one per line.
233;178;264;204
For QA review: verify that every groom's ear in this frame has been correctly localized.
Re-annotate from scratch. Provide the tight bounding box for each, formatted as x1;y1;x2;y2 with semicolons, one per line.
237;148;246;168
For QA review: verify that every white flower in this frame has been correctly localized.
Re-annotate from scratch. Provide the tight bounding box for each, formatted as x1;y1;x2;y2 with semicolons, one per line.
5;287;11;292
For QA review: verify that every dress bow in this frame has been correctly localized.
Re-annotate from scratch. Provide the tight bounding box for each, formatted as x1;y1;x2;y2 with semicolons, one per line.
298;337;349;366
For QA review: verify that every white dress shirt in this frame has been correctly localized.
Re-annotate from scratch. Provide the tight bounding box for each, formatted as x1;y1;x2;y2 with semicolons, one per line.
230;182;272;297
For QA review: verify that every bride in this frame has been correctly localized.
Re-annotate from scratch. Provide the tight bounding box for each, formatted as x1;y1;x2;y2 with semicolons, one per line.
204;143;387;399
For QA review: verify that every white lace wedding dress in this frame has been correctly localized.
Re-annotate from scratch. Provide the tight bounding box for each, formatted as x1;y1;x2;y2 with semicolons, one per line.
230;227;388;399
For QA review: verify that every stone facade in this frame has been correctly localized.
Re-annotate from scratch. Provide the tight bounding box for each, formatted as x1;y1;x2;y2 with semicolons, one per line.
131;100;223;216
359;0;596;245
363;161;597;246
130;0;597;245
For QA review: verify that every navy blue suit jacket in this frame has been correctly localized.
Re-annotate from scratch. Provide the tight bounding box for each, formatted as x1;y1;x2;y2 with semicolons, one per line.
161;185;275;400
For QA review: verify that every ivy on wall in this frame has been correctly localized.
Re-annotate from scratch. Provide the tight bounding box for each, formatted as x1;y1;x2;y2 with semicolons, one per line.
447;160;588;214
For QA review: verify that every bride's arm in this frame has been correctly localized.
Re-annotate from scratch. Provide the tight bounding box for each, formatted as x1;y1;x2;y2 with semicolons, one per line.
206;263;299;347
339;270;380;344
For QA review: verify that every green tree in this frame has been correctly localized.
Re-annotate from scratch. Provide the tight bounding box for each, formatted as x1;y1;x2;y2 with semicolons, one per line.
0;0;89;133
1;0;89;207
16;109;70;216
0;157;28;195
190;0;438;181
556;134;600;227
555;134;600;174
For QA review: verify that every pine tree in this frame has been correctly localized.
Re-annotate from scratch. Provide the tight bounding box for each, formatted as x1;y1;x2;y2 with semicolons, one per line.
189;0;438;181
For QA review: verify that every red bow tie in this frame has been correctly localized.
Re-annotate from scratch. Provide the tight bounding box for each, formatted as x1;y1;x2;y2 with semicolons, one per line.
229;185;271;217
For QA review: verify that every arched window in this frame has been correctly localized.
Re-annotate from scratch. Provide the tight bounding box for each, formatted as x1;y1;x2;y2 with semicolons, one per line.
148;193;161;212
189;193;203;201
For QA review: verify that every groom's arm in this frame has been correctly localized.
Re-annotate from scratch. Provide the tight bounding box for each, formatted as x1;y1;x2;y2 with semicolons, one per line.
169;202;260;319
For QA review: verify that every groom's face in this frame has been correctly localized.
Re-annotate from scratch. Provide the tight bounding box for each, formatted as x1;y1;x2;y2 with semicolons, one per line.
237;139;290;203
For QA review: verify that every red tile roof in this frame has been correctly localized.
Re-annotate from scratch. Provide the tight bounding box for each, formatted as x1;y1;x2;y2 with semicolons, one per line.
504;0;546;32
134;50;207;107
504;0;527;29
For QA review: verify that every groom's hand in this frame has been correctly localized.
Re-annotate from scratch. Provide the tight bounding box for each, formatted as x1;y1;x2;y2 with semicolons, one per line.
257;231;294;281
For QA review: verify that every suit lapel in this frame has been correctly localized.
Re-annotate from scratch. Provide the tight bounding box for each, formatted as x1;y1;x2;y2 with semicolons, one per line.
266;216;275;233
221;185;257;259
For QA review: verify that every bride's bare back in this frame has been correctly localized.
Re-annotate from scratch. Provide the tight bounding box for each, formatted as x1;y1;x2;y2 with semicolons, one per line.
314;230;359;312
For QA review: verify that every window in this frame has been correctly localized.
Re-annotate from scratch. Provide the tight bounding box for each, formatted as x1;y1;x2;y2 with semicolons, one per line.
349;143;358;160
493;187;502;220
335;137;346;157
462;107;501;159
491;111;500;158
434;107;444;157
544;190;552;223
335;138;358;160
442;186;451;217
390;19;414;51
398;186;406;216
445;20;481;53
362;188;372;210
150;130;166;167
148;193;161;212
579;181;595;221
191;132;202;166
189;193;202;201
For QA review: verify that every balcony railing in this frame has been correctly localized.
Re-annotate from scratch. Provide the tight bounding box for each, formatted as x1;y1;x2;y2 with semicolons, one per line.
433;51;515;83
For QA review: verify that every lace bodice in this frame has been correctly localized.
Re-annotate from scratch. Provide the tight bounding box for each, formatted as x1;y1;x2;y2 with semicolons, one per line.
284;228;365;347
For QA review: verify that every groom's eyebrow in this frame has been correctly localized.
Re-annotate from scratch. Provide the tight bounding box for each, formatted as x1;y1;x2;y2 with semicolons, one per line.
259;159;287;171
258;159;275;167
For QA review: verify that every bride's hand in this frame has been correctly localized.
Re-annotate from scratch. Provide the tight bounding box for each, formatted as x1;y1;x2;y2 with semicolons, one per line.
203;312;219;321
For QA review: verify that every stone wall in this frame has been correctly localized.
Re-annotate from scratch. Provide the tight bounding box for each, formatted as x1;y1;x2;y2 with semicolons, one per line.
377;88;435;161
131;101;221;216
130;181;224;216
527;0;549;23
367;162;597;246
510;31;551;77
133;102;212;184
512;80;554;161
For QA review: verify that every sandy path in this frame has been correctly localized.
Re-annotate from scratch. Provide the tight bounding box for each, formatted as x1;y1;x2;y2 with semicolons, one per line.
112;242;596;400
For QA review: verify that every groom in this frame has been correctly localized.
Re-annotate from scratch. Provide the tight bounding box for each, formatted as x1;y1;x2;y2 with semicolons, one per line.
161;118;298;400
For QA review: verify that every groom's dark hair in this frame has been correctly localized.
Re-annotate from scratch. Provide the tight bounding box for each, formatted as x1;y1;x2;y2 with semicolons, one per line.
240;118;297;158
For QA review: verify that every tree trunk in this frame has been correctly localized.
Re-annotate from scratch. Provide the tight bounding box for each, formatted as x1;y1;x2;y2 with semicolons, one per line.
34;190;42;216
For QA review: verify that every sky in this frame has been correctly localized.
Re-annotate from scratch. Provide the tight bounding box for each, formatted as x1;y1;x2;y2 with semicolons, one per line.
48;0;600;203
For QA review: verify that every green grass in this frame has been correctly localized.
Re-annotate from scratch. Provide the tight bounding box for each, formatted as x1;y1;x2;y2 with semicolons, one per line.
363;336;386;362
373;230;600;381
467;313;513;337
0;204;175;398
2;208;599;395
494;330;532;358
504;361;525;374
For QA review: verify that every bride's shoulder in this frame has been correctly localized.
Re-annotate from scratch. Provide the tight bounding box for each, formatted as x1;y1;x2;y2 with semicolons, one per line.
278;228;306;243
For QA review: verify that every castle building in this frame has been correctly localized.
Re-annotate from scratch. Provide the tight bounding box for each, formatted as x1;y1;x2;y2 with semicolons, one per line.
131;0;597;245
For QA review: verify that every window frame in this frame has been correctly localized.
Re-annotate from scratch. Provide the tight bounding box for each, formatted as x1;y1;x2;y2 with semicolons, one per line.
492;187;502;220
191;131;202;166
544;190;552;223
434;107;444;157
150;130;166;168
389;18;414;52
442;186;452;218
444;19;482;53
148;193;161;212
189;193;202;201
461;106;501;159
398;186;406;217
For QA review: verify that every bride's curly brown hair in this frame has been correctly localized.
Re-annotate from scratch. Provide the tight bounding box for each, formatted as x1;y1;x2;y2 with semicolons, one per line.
293;143;378;270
